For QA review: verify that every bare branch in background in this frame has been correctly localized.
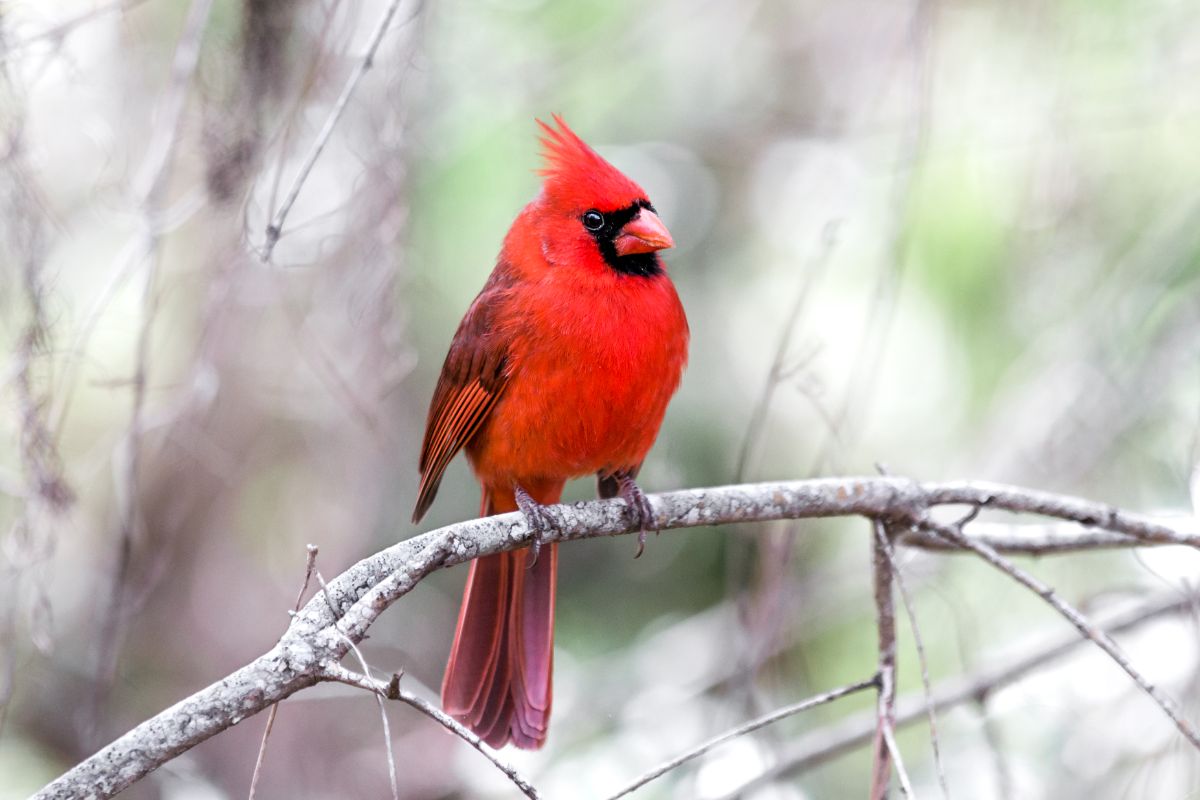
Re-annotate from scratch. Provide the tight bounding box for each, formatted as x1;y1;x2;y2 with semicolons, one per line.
815;0;937;470
883;724;915;797
31;476;1200;798
728;0;938;735
0;12;74;737
604;677;877;800
0;0;151;67
982;199;1200;489
917;515;1200;749
734;221;840;483
869;520;899;800
87;0;215;749
258;0;414;261
720;588;1200;797
725;221;841;726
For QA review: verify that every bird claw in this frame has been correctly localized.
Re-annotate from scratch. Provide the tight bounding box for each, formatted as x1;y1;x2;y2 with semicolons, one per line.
515;484;554;567
617;476;656;559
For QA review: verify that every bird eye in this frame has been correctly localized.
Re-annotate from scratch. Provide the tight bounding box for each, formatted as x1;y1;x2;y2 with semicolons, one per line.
582;210;604;231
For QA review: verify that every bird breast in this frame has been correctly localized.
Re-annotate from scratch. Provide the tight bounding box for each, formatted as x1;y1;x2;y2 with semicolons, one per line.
467;272;688;485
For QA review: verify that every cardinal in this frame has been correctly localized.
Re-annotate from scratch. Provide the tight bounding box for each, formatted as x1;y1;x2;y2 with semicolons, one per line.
412;117;689;749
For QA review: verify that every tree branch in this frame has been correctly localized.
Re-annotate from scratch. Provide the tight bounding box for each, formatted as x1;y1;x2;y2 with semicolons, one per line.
898;518;1200;554
33;477;1200;798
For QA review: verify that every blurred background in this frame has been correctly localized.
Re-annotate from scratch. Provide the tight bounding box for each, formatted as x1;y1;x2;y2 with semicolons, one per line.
3;0;1200;797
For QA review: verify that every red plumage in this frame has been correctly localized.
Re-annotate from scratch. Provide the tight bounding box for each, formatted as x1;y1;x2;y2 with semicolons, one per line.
414;116;689;749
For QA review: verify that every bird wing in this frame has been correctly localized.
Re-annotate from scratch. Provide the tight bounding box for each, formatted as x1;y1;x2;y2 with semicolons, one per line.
413;271;513;523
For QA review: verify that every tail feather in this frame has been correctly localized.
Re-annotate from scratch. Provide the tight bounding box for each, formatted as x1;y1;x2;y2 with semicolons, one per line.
441;484;560;749
510;547;555;741
512;548;555;715
441;555;509;717
474;626;514;747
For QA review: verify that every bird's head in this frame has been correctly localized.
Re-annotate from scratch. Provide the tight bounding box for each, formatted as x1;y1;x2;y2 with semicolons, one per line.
527;116;674;279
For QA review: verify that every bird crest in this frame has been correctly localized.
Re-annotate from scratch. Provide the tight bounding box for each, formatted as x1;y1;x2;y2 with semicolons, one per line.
536;115;646;211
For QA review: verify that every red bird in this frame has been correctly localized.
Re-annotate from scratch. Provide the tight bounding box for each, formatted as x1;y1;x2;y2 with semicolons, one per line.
413;117;689;749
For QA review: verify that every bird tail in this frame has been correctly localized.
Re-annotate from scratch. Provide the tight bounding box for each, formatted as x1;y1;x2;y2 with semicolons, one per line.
440;485;558;749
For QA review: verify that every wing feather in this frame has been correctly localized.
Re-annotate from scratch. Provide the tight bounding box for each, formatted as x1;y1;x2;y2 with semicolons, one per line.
413;269;513;522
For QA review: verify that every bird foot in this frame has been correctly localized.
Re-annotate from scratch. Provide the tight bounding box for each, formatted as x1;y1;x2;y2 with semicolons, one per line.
616;475;656;558
515;484;555;566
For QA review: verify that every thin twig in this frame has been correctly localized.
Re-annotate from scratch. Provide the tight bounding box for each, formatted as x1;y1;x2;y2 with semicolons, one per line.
882;723;916;797
734;221;840;482
870;520;898;800
604;678;876;800
393;686;539;799
918;482;1200;549
0;0;151;66
919;516;1200;749
322;666;541;800
248;545;318;799
877;523;948;798
246;700;279;796
897;523;1199;555
291;545;320;611
375;692;399;800
259;0;410;261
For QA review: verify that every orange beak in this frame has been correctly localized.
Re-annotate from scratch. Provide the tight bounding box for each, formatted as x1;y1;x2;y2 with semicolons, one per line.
613;209;675;256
